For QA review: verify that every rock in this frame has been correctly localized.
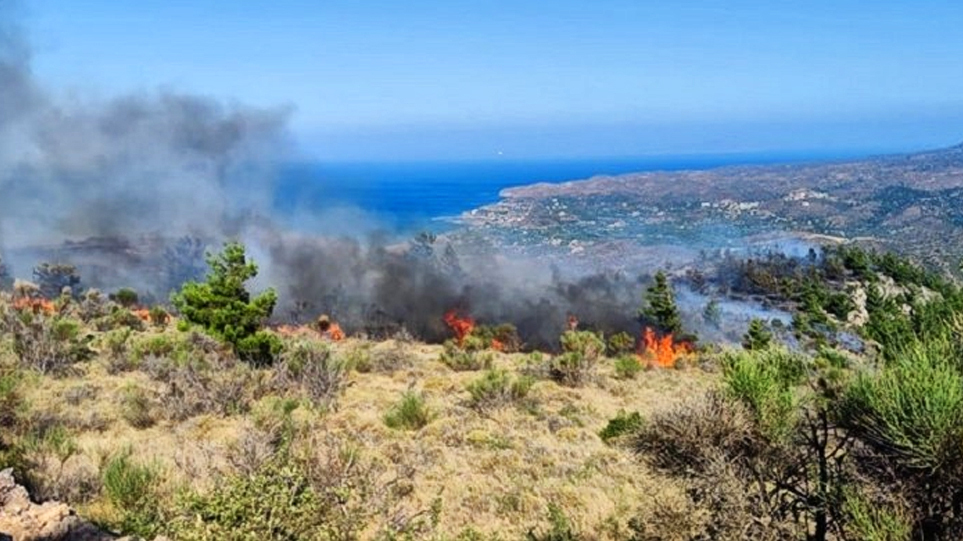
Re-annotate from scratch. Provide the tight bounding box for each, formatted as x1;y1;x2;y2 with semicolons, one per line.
0;468;115;541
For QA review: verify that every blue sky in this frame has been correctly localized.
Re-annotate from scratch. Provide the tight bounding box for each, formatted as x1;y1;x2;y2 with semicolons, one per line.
21;0;963;160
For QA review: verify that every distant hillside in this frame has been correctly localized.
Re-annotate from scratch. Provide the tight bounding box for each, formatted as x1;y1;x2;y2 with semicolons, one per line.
459;141;963;273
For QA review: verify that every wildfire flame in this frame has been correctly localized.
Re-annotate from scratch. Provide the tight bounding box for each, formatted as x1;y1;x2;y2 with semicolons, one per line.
443;310;475;347
567;314;579;331
639;327;691;368
326;322;346;341
13;297;56;315
490;338;505;352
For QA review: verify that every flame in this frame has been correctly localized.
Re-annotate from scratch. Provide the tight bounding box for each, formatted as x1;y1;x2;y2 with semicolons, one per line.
13;297;56;315
327;322;345;341
490;338;504;352
639;327;690;368
443;310;475;348
567;314;579;331
130;307;170;325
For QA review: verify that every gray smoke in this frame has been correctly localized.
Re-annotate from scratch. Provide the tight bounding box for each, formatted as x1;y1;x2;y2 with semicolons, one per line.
254;229;646;348
0;13;290;253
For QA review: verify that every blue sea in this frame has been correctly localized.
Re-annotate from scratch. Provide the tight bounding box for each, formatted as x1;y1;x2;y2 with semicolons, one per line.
274;151;861;233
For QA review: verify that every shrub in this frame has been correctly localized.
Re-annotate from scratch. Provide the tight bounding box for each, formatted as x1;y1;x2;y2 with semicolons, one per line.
119;385;155;429
440;338;493;371
742;317;773;350
169;456;325;540
111;287;139;308
843;489;913;541
275;341;346;409
547;331;605;387
171;242;279;365
357;341;412;373
721;348;806;441
101;450;161;537
33;263;81;299
840;347;963;472
93;306;146;332
466;369;534;410
599;410;643;443
613;355;642;379
149;305;170;328
606;331;635;356
4;311;94;375
384;391;432;431
526;504;581;541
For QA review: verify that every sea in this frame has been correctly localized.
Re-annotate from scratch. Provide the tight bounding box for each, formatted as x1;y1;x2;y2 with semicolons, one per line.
274;150;862;234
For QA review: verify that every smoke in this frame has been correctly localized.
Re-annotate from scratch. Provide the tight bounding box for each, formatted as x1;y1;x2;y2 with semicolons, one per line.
254;229;646;348
0;13;291;252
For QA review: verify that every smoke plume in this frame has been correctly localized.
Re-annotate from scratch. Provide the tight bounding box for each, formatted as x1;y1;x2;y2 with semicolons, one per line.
0;12;290;252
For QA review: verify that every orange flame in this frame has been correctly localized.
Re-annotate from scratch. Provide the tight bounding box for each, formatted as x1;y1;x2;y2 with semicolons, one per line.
490;338;504;352
444;310;475;348
639;327;690;368
567;314;579;331
13;297;56;315
326;322;345;341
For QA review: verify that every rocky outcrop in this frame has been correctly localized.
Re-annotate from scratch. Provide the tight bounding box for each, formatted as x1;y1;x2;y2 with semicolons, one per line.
0;468;114;541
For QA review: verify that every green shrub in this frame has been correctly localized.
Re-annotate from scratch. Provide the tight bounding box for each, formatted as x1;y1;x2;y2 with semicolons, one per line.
843;489;912;541
721;348;804;442
466;369;534;410
440;339;493;371
171;242;279;365
742;318;773;350
547;331;605;387
606;331;635;356
149;305;170;328
111;288;140;308
840;345;963;472
101;449;161;537
170;457;325;540
526;503;581;541
599;410;643;443
235;331;283;368
613;355;642;379
384;391;432;431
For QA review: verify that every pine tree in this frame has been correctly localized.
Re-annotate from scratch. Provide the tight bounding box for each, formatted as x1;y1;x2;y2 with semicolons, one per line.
743;318;773;350
640;271;683;335
703;298;722;328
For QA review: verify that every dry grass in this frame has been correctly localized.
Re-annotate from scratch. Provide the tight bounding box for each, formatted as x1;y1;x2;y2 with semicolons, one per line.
3;319;719;538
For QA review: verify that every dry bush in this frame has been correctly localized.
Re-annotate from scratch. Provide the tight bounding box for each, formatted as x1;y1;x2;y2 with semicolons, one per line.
358;341;413;373
1;311;94;375
119;384;156;429
273;340;347;409
160;361;258;421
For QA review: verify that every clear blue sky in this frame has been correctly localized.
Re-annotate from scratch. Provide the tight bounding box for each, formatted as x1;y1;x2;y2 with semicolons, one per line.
21;0;963;160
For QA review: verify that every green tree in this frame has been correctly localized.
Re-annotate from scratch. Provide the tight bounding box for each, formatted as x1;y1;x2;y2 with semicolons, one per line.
702;298;722;328
742;318;773;350
640;271;683;335
171;242;280;366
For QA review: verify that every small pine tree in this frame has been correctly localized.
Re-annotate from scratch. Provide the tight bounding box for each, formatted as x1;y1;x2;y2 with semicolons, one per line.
743;318;773;350
703;298;722;328
640;271;683;335
171;242;279;366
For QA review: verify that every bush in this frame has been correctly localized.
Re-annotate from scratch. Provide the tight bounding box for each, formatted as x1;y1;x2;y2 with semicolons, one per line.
171;242;279;365
721;348;807;441
613;355;642;379
119;385;155;429
843;489;913;541
440;338;493;371
384;391;432;431
33;263;81;299
170;456;325;540
275;341;346;409
111;287;139;308
3;311;94;375
599;410;643;443
840;346;963;472
606;331;635;356
466;369;534;410
526;504;581;541
101;449;161;537
234;330;283;368
547;331;605;387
